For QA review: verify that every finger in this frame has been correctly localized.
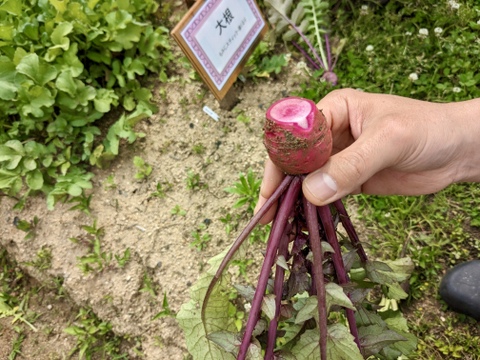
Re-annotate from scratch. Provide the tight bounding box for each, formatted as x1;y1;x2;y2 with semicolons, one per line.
303;123;401;205
254;158;285;224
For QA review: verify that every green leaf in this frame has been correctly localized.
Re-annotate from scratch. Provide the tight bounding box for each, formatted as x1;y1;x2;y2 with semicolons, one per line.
207;331;241;356
26;170;44;190
20;85;55;117
94;89;119;113
16;54;58;86
283;325;363;360
50;22;73;50
0;58;17;100
0;169;21;190
0;0;22;15
261;294;276;320
358;324;407;357
325;282;355;312
365;260;407;285
23;158;37;171
177;242;249;360
56;70;77;97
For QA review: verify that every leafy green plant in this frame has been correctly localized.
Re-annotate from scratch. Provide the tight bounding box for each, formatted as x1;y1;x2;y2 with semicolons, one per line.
14;216;39;240
266;0;338;83
244;41;288;78
68;193;93;215
24;246;52;271
224;168;261;215
220;213;237;236
192;143;206;155
171;205;186;216
133;156;152;181
140;272;157;298
9;330;25;360
185;169;204;191
152;292;176;320
0;0;172;208
64;308;127;359
149;181;172;199
191;223;211;251
115;248;131;269
71;220;129;273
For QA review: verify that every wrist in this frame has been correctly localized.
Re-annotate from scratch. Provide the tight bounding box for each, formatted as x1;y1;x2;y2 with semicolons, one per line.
446;98;480;183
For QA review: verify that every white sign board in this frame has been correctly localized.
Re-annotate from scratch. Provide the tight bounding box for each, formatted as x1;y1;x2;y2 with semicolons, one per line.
172;0;267;100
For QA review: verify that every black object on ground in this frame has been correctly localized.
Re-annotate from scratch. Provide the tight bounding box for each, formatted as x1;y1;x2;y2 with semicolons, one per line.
439;260;480;321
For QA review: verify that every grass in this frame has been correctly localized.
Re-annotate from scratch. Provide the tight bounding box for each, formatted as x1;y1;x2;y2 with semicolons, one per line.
355;184;480;359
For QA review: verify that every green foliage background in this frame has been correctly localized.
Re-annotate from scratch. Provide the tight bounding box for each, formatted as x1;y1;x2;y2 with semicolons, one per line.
0;0;171;209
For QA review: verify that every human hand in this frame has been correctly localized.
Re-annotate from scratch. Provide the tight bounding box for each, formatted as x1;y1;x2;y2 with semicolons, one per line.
255;89;480;224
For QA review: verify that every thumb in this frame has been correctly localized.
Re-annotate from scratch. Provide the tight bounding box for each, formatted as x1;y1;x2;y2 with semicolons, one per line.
302;127;399;205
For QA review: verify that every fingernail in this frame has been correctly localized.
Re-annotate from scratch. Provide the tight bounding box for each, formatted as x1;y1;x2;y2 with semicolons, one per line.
304;173;337;203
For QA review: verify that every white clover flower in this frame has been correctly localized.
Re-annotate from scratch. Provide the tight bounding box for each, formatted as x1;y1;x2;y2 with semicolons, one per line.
477;19;480;25
434;27;443;35
365;45;374;52
418;28;429;37
448;0;461;10
452;86;461;93
405;31;412;36
360;5;369;15
409;73;418;81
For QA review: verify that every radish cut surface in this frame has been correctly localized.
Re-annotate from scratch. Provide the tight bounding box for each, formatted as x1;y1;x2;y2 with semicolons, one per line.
268;97;311;129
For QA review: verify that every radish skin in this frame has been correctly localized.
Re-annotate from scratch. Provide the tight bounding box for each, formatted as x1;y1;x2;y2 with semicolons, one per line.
264;97;332;175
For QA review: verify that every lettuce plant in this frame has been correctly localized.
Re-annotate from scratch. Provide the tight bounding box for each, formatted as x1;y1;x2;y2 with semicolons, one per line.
0;0;171;208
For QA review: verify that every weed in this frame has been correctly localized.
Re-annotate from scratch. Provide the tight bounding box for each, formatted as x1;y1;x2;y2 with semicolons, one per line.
192;143;206;155
68;193;93;216
64;308;128;359
104;174;117;190
244;41;289;78
236;112;251;124
150;181;172;199
133;156;153;181
171;205;187;216
152;292;176;320
231;258;254;279
191;223;211;251
24;246;52;271
185;169;204;190
14;216;39;240
224;168;261;215
71;220;129;273
219;213;238;236
115;248;131;268
9;330;25;360
140;273;157;298
0;292;37;332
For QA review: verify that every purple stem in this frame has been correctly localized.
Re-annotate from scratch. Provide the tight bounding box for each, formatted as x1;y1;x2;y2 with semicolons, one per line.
317;205;361;350
292;41;321;70
237;177;302;360
271;9;326;70
265;224;292;359
333;200;368;263
202;175;294;324
303;196;327;360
